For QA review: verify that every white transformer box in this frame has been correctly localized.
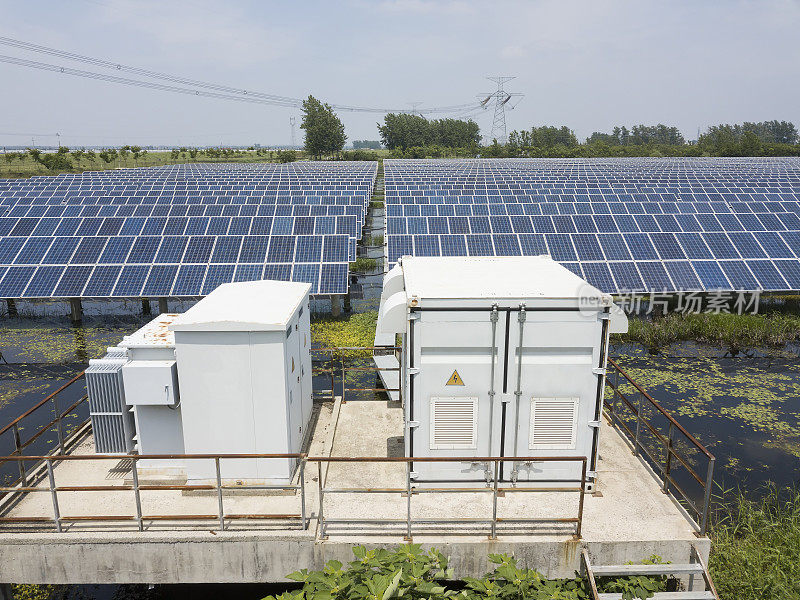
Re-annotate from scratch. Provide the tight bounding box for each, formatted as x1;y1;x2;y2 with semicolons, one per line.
375;256;627;489
86;280;313;485
169;280;313;483
118;313;185;477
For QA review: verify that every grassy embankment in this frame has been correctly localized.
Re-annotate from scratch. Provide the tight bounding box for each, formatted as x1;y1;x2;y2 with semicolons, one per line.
618;311;800;351
0;149;309;178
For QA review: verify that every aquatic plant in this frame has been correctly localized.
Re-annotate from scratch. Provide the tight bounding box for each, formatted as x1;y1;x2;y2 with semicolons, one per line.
350;257;379;273
311;311;379;359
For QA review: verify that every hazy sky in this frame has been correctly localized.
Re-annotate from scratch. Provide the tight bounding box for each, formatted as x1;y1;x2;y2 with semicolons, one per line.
1;0;799;148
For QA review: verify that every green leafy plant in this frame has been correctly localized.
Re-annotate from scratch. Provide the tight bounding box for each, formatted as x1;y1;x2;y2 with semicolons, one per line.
263;546;667;600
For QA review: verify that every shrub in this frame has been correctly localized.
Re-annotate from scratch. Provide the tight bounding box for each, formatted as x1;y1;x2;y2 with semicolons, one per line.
276;149;297;163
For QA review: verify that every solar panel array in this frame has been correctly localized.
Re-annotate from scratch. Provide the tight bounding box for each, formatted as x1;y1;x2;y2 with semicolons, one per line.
384;158;800;293
0;162;376;298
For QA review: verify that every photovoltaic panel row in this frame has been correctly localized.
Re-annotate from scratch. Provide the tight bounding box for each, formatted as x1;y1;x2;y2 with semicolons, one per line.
0;262;349;298
0;215;361;240
3;203;364;219
386;201;800;216
383;158;800;293
0;233;350;265
386;213;800;235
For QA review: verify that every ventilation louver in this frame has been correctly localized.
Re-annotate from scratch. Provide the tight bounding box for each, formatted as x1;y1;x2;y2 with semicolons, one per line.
429;396;478;450
86;349;135;454
529;397;579;450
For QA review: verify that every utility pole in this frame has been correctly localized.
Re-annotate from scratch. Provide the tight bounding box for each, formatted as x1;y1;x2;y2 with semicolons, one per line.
407;102;423;116
478;76;523;145
290;116;296;148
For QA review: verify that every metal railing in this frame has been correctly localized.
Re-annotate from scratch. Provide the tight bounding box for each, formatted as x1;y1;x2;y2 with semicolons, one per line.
311;345;402;402
0;371;88;496
0;452;585;538
0;453;306;532
316;455;587;540
604;357;715;535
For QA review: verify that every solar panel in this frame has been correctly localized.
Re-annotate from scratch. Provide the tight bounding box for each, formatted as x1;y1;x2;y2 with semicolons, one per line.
0;162;375;298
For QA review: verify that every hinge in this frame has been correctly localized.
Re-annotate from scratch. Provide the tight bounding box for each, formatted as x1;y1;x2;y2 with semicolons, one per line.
408;367;420;376
588;420;601;429
501;393;513;404
592;367;606;376
409;471;419;480
408;312;420;321
408;420;420;428
598;312;611;321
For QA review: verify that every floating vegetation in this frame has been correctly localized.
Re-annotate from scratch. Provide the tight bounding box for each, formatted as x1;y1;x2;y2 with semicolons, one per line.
617;312;800;352
311;311;378;358
0;320;142;364
349;257;378;273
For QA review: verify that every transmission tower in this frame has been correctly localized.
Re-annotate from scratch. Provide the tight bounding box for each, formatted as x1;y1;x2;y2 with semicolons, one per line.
478;76;523;145
289;116;296;148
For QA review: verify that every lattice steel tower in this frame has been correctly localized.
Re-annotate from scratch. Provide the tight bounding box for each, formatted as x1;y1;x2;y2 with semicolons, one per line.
479;76;523;145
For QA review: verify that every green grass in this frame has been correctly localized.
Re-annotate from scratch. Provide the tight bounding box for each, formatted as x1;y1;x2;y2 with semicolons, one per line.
615;312;800;351
0;149;311;178
710;487;800;600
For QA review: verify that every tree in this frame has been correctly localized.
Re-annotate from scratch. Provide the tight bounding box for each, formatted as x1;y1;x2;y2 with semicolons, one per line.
301;95;346;158
378;114;480;150
98;149;117;164
27;148;41;162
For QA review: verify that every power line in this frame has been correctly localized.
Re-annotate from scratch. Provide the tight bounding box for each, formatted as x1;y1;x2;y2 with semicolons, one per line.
0;36;478;115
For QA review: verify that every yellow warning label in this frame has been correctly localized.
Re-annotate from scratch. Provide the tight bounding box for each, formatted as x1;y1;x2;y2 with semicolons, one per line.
446;370;465;386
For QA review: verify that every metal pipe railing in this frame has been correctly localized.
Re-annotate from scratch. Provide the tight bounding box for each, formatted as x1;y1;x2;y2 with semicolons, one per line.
604;358;715;535
0;371;88;497
0;453;586;538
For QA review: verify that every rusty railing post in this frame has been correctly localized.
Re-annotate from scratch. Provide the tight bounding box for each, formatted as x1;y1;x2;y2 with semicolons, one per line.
317;459;326;539
341;352;346;403
405;461;412;541
663;423;674;494
53;393;65;456
329;350;335;402
215;457;224;531
634;391;643;456
576;458;586;539
131;457;143;531
46;458;62;533
612;364;620;417
299;457;307;530
700;457;715;536
490;459;499;539
12;423;26;486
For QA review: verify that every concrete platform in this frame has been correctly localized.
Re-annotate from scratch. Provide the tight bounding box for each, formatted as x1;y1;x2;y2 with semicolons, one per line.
0;399;708;584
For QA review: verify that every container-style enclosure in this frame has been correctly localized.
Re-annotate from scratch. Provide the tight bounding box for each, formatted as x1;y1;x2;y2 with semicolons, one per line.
169;280;313;483
376;256;627;488
84;280;313;484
